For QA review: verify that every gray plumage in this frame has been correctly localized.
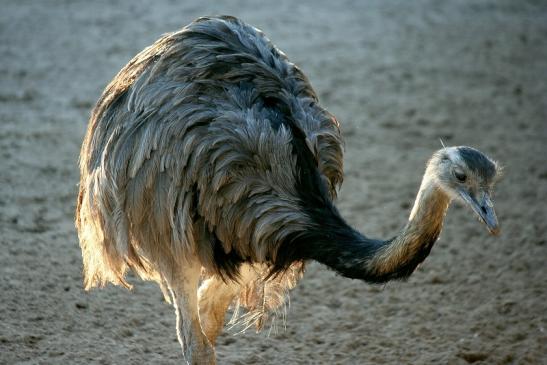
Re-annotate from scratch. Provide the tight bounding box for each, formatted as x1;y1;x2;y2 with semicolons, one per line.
76;16;501;364
77;16;343;363
77;15;342;287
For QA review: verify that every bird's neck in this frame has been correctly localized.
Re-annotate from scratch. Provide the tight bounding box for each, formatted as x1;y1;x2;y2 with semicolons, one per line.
291;172;452;283
364;174;451;281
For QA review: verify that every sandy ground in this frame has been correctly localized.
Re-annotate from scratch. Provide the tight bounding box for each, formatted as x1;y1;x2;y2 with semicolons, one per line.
1;0;547;364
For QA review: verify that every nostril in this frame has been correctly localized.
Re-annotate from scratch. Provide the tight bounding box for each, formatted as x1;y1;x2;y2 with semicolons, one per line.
481;206;487;215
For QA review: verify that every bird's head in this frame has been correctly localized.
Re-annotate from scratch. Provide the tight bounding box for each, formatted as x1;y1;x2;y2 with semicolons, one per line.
428;146;502;235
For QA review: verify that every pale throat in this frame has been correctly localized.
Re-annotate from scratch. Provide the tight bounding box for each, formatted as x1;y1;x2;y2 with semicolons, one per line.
408;173;451;237
368;172;452;277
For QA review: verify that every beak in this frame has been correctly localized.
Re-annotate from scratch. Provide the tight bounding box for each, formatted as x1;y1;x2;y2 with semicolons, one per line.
458;189;500;235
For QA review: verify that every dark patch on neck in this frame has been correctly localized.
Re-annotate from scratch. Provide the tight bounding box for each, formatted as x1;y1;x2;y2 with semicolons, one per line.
457;146;496;181
270;118;442;283
267;105;383;278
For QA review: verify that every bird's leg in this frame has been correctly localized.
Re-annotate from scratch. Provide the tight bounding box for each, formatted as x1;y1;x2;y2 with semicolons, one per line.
167;260;216;365
198;264;259;344
198;276;239;344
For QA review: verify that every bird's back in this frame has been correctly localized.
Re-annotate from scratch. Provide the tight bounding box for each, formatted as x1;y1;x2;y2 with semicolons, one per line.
76;16;343;288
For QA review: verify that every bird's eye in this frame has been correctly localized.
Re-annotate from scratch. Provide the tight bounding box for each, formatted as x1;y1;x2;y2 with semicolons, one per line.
454;170;467;182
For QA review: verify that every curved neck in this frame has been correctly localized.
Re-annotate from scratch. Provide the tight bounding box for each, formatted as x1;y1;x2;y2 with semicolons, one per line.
366;174;451;281
409;173;450;231
284;173;452;283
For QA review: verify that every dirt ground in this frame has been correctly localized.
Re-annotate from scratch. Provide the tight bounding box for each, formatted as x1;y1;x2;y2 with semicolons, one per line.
1;0;546;364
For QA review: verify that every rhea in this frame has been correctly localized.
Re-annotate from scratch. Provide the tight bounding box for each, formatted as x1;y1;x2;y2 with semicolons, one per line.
76;16;501;364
